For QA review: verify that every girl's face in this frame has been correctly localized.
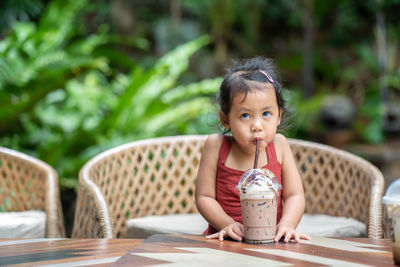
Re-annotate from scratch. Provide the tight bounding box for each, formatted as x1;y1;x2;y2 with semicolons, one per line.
220;83;281;154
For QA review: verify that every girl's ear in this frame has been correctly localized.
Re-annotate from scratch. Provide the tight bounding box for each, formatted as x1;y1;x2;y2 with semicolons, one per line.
277;109;282;126
219;111;230;130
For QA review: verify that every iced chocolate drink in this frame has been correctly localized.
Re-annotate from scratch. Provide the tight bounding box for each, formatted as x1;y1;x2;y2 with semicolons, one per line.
237;168;281;243
384;203;400;264
382;178;400;265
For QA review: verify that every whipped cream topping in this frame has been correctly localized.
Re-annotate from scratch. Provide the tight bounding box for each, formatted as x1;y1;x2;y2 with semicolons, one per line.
236;168;281;194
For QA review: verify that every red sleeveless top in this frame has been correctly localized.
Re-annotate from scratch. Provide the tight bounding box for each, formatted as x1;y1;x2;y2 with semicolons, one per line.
203;135;283;235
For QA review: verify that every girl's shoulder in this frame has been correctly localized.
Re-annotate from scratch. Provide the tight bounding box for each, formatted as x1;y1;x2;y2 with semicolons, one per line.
272;133;290;163
273;133;289;146
205;134;224;146
203;134;225;154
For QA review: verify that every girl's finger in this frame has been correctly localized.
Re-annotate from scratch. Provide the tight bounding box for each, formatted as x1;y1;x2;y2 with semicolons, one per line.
284;231;292;243
274;230;284;242
294;232;300;243
300;233;311;240
206;233;219;239
233;224;244;238
228;229;242;241
218;230;226;241
239;224;244;236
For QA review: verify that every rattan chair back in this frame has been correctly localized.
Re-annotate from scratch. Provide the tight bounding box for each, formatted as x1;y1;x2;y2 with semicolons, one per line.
0;147;65;238
289;139;384;238
72;135;384;238
73;135;205;238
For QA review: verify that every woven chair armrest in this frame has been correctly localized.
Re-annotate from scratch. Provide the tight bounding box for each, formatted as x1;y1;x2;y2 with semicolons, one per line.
339;147;384;239
46;167;66;238
367;164;385;239
72;167;114;238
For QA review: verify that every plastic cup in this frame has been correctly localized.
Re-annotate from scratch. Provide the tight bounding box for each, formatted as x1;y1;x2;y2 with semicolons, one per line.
382;178;400;265
236;168;281;243
239;189;278;243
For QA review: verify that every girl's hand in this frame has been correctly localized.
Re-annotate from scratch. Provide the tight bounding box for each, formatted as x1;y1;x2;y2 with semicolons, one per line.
275;224;311;243
206;222;244;241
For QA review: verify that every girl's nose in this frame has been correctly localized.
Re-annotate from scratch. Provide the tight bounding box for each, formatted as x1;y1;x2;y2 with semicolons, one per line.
251;119;262;132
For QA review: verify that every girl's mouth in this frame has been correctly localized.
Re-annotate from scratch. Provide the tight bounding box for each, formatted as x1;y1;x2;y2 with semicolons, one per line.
252;138;263;145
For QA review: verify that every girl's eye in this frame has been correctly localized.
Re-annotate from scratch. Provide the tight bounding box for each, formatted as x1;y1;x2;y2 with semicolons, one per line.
262;111;271;118
241;113;250;119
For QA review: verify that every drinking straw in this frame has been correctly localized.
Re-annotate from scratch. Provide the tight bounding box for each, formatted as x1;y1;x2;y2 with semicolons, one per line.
253;139;260;169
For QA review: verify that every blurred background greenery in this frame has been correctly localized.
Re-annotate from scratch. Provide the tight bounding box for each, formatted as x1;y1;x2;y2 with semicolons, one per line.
1;0;400;236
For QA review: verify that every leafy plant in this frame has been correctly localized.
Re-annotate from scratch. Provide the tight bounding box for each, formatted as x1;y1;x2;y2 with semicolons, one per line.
0;0;44;36
0;0;221;189
27;36;221;189
284;88;324;139
0;0;111;130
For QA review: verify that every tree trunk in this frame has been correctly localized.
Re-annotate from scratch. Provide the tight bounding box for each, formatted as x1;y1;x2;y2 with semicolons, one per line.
303;0;314;98
376;0;388;103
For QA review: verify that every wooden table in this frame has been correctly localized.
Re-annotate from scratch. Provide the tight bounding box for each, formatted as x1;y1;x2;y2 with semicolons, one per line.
0;235;396;266
0;238;141;266
114;234;397;267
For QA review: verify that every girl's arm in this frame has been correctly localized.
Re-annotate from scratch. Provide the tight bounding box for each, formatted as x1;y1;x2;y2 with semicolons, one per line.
195;134;244;241
274;134;310;242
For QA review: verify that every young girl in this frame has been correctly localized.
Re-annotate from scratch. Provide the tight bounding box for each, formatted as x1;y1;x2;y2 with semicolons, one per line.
195;57;310;243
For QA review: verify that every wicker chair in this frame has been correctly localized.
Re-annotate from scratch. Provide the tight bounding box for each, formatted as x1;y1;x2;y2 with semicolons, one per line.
72;135;384;239
0;147;65;238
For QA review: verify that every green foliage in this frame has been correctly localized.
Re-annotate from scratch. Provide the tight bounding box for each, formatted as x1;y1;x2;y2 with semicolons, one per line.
0;0;220;189
386;34;400;93
0;0;44;36
0;0;110;127
2;0;400;190
284;88;324;139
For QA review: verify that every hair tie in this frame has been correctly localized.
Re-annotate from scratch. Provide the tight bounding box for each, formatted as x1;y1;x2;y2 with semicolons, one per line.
259;70;274;83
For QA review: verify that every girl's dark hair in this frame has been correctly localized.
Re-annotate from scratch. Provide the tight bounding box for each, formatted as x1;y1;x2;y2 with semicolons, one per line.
217;57;287;119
